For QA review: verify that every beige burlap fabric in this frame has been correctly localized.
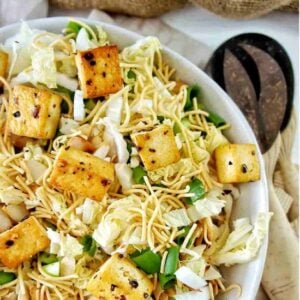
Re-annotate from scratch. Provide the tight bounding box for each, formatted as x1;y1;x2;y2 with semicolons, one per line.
50;0;299;18
49;0;187;17
192;0;298;18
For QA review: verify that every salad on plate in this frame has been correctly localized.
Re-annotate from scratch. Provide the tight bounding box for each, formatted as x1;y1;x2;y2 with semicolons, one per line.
0;19;271;300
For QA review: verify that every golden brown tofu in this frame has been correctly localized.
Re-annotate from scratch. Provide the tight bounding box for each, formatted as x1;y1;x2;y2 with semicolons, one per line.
87;254;153;299
131;125;180;171
215;143;260;183
0;216;50;269
7;85;62;139
0;50;9;81
75;45;123;98
49;146;115;201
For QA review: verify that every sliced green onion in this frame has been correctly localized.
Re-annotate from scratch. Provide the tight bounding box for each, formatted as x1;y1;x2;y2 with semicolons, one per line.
206;111;226;127
175;226;191;245
85;99;97;111
43;261;60;277
131;248;161;274
159;273;176;290
40;252;59;265
186;178;205;205
66;21;82;35
80;235;97;256
157;115;165;123
173;117;190;134
185;84;201;111
126;141;133;155
0;271;16;285
164;246;180;275
127;70;136;80
54;85;74;98
132;166;146;184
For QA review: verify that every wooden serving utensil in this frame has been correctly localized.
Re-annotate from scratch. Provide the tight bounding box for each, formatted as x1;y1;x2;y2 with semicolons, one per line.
206;33;299;300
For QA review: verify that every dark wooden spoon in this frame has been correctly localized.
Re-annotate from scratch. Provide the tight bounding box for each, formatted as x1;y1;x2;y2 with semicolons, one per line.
205;33;294;153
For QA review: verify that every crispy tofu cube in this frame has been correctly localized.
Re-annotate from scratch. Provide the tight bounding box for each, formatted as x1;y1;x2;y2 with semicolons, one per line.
215;143;260;183
49;146;115;201
131;125;180;171
0;216;50;269
0;50;9;81
75;45;123;98
87;254;153;299
7;85;62;139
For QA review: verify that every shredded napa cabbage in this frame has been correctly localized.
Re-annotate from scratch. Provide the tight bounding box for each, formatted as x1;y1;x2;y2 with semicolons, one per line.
59;117;80;135
131;99;153;116
205;125;228;153
32;47;57;88
23;143;43;160
123;36;161;60
115;163;133;191
61;256;76;276
148;158;196;183
184;257;207;278
187;189;226;221
0;187;28;205
204;265;221;280
106;95;123;126
101;118;129;163
76;198;103;226
93;196;139;253
163;208;191;227
58;56;77;77
75;28;98;51
175;266;207;290
47;228;83;258
4;22;41;76
211;212;272;266
25;160;47;182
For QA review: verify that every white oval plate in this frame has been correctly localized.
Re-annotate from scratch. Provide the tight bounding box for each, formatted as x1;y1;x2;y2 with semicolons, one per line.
0;17;269;300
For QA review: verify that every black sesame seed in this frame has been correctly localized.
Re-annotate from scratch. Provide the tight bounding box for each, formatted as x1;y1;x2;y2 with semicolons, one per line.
83;52;94;60
228;161;233;165
241;164;248;173
129;279;139;288
5;240;14;247
102;71;106;78
143;293;149;299
149;148;156;153
89;60;96;66
86;79;92;85
13;111;21;118
65;146;70;150
111;284;117;291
